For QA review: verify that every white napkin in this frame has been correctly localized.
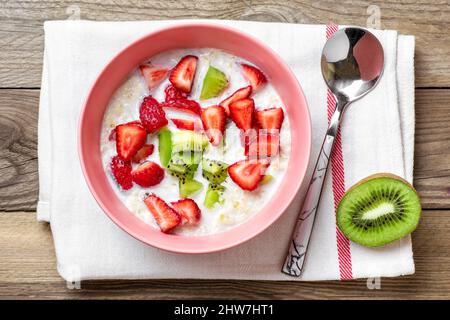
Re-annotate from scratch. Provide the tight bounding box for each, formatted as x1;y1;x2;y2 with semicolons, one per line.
38;20;415;281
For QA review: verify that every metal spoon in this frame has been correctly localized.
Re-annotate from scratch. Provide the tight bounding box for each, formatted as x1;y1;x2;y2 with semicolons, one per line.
282;27;385;277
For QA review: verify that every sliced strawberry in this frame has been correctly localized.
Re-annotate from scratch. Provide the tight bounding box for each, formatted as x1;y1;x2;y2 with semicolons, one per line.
171;198;201;225
131;161;164;187
245;134;280;158
110;155;133;190
239;127;257;148
115;122;147;161
201;105;226;146
171;118;202;131
219;85;252;115
229;98;255;131
161;99;202;116
240;63;267;91
169;55;198;93
139;63;168;90
255;107;284;131
228;159;270;191
139;95;168;133
162;84;202;116
132;144;154;163
164;84;188;102
144;194;181;233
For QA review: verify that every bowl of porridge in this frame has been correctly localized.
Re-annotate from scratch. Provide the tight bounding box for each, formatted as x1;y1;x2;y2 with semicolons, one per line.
79;22;311;253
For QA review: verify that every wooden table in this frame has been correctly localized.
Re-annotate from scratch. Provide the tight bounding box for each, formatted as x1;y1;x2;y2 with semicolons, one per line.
1;0;449;300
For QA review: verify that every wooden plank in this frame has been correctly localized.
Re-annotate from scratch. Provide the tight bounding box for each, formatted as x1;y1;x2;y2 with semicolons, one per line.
414;89;450;208
0;210;448;299
0;0;449;88
0;88;449;210
0;90;38;211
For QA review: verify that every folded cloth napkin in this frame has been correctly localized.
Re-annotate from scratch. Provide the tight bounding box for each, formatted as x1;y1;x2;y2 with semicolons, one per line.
38;20;415;281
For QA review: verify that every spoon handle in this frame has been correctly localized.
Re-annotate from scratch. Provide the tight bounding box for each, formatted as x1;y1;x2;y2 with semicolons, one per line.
282;99;346;277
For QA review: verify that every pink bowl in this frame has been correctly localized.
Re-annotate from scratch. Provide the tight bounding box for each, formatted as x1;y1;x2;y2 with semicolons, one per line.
78;22;311;254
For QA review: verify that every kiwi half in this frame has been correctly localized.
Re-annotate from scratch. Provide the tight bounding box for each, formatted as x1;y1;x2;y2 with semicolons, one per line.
337;173;421;247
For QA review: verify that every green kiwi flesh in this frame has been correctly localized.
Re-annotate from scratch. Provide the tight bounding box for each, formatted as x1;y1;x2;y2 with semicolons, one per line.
179;179;203;198
204;184;225;208
157;127;172;167
171;130;209;153
200;66;228;100
201;158;228;184
337;173;421;247
166;154;198;180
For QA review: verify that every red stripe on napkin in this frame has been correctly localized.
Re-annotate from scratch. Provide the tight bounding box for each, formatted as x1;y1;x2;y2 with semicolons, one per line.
326;23;353;280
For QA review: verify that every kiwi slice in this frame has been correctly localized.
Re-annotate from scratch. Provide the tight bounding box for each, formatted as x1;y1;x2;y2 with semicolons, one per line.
337;173;421;247
172;130;209;153
178;151;202;165
158;127;172;167
204;183;225;209
179;179;203;198
167;153;198;180
167;153;203;198
201;158;228;184
200;66;228;100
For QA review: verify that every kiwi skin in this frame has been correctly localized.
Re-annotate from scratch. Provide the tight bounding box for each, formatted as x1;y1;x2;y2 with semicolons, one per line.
337;173;422;248
343;173;417;195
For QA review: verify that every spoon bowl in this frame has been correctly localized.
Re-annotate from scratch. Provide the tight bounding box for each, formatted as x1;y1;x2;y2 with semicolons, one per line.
321;27;384;102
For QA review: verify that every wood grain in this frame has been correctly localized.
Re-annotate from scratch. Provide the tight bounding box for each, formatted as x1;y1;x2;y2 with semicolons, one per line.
0;90;38;211
0;210;448;299
1;89;449;210
414;89;450;208
0;0;449;88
